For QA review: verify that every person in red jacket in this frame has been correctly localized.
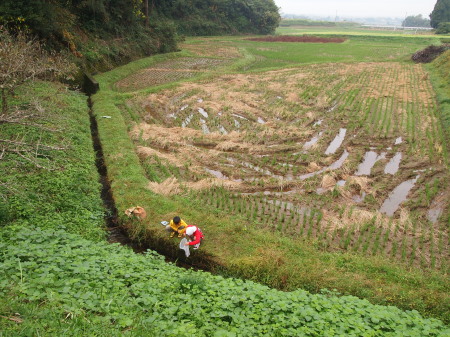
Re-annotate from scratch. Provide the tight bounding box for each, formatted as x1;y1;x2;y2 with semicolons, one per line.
183;225;204;250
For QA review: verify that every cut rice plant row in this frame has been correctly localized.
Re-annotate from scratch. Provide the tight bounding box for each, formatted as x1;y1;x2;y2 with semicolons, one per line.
191;187;447;272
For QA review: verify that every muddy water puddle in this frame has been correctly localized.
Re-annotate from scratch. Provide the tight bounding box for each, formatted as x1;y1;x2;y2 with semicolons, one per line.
380;175;419;216
353;192;366;203
355;151;386;176
182;113;194;128
232;113;248;120
303;132;323;150
313;119;323;126
198;108;208;118
242;161;283;179
205;168;228;179
325;128;346;155
327;103;338;112
240;189;299;197
336;180;346;186
317;179;346;195
200;119;210;134
427;208;443;224
218;125;228;134
265;199;312;217
427;194;445;224
384;152;402;175
299;150;349;180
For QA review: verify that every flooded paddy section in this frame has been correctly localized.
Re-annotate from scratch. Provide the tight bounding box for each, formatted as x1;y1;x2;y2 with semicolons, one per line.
355;151;386;176
325;128;346;155
380;176;420;217
124;61;449;270
384;152;402;175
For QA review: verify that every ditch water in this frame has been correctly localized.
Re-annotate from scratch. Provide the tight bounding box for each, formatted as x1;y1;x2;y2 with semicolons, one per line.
384;152;402;175
379;175;419;216
355;151;386;176
88;98;118;231
325;128;346;155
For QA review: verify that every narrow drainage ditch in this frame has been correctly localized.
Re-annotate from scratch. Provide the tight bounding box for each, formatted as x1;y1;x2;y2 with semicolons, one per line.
86;94;212;271
87;97;130;247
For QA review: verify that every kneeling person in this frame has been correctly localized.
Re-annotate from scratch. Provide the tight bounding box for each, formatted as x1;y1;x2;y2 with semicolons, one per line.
166;216;187;238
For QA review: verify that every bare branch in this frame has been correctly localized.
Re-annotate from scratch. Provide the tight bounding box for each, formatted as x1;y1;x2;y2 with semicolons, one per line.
0;139;68;151
15;151;53;170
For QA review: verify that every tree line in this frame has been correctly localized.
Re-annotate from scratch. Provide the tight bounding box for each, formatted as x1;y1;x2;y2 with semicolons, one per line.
0;0;280;46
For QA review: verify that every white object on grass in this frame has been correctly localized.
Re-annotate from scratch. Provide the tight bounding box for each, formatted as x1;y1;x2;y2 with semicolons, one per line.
160;221;169;226
179;238;190;257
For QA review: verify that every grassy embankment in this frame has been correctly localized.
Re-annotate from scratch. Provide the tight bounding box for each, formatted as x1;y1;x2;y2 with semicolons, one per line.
428;50;450;152
0;82;104;240
92;34;449;322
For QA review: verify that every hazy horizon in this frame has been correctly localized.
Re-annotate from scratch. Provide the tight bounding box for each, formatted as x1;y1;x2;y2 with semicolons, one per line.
274;0;437;19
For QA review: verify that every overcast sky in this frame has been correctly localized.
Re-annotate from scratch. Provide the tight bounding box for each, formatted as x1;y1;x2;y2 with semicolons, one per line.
274;0;437;18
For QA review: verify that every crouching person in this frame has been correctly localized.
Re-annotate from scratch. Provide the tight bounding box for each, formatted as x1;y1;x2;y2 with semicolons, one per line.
166;216;187;238
184;225;204;250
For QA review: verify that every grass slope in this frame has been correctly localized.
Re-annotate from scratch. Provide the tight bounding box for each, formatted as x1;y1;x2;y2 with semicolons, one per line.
0;81;104;240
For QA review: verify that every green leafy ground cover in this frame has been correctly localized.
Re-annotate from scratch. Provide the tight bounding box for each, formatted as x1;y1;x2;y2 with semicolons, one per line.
1;226;448;336
0;81;104;241
92;31;449;324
